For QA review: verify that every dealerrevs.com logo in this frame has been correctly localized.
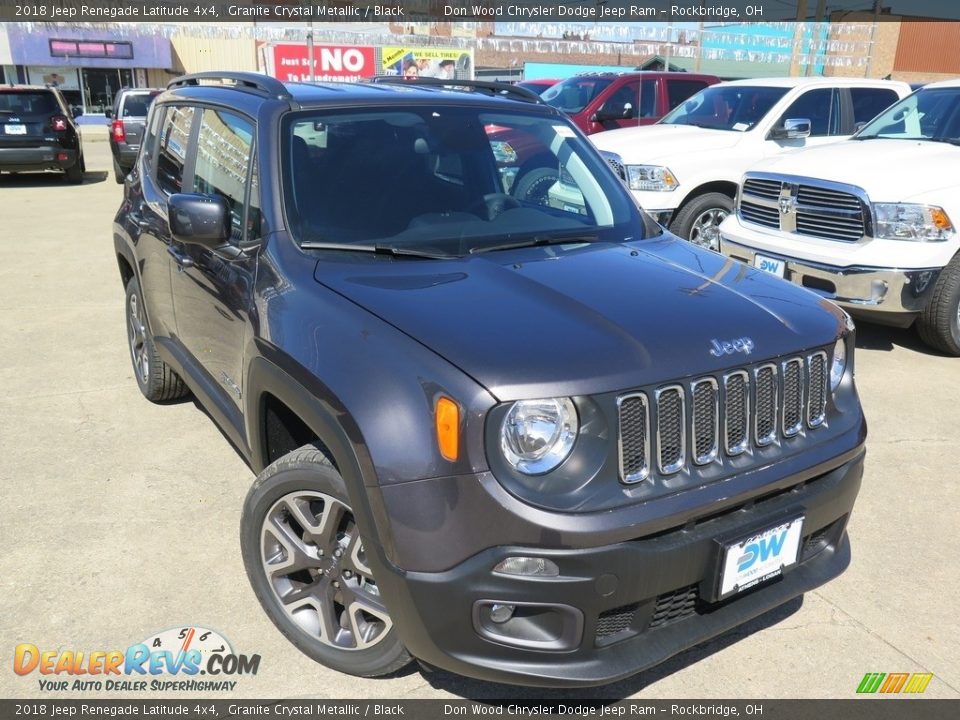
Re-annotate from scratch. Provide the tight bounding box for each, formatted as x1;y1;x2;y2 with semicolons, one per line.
13;626;261;692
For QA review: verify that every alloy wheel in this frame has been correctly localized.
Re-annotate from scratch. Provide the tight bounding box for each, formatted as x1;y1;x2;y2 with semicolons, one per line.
260;491;392;651
128;292;149;384
689;207;729;251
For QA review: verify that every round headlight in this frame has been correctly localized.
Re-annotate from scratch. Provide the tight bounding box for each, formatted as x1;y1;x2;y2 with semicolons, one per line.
831;338;847;391
500;398;578;475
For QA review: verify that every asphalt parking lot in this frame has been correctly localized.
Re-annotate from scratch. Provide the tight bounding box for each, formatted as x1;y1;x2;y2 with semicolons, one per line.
1;131;958;701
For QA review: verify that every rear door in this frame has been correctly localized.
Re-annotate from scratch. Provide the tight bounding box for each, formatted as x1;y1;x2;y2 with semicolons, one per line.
119;91;159;150
0;89;62;150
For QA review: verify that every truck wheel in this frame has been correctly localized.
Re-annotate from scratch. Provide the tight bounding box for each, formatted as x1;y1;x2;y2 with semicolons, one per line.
124;277;189;402
670;192;734;251
64;153;84;184
241;444;412;678
917;255;960;356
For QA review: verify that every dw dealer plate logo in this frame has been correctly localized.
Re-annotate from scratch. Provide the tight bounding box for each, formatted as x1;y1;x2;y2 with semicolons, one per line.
13;626;261;692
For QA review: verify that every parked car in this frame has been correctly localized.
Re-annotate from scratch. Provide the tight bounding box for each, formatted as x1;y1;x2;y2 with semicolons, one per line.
516;78;559;95
590;77;912;248
106;87;161;183
0;84;84;183
540;71;721;135
719;80;960;355
115;72;865;686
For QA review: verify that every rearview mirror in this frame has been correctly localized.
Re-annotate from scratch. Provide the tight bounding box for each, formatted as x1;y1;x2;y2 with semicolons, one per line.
168;193;231;248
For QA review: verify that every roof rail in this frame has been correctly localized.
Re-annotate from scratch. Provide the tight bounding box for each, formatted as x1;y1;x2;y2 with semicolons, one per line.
367;76;542;103
167;72;291;100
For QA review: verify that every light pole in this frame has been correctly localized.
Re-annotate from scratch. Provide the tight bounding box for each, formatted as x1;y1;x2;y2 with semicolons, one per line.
307;21;315;83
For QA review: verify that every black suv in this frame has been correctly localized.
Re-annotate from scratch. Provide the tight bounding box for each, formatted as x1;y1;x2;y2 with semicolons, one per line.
0;84;84;182
114;73;866;686
106;87;161;183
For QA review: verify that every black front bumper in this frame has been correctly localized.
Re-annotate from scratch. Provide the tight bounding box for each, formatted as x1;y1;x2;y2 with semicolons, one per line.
0;146;77;172
377;450;863;687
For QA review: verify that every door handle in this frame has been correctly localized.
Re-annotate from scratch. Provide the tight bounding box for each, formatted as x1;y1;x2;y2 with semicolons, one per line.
167;245;195;271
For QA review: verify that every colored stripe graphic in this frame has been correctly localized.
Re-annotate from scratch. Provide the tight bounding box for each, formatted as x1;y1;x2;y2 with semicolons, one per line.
880;673;909;693
903;673;934;694
857;673;885;693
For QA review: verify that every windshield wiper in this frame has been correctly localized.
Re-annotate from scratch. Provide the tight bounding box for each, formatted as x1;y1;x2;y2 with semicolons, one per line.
469;233;599;255
300;242;457;260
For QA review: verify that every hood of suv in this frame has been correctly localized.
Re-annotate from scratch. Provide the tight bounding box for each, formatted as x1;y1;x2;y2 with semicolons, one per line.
591;124;743;163
314;237;846;400
750;139;960;202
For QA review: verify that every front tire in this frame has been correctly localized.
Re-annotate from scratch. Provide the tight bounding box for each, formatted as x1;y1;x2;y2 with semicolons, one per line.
670;192;734;250
917;255;960;356
241;444;411;678
124;277;189;402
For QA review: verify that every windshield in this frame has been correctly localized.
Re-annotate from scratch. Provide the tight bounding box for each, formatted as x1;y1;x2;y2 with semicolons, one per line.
284;106;645;256
541;77;614;114
855;87;960;143
661;85;789;131
121;92;159;117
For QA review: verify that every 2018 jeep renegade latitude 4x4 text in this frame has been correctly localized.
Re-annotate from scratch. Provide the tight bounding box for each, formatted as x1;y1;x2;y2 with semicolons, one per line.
114;73;866;687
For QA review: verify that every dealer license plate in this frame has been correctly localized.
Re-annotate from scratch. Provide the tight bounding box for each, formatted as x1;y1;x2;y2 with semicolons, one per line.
4;124;27;135
754;254;786;278
719;516;804;599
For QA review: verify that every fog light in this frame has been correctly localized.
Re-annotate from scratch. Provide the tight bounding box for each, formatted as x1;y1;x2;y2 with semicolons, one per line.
493;556;560;577
489;604;515;624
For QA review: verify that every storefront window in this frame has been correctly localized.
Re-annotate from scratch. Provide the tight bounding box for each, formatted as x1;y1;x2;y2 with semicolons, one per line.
81;68;134;114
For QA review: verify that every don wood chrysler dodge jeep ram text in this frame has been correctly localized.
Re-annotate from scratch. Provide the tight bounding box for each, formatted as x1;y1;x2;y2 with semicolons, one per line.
114;73;866;686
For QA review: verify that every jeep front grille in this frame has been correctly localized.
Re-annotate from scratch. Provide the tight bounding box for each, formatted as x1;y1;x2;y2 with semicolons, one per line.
599;151;626;181
739;173;868;242
618;353;829;482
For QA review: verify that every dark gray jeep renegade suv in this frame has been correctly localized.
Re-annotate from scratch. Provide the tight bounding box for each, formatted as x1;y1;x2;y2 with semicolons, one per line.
114;73;865;687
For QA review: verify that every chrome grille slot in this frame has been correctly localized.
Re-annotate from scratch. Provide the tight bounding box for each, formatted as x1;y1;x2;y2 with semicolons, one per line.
742;178;782;201
807;351;827;427
782;358;804;437
656;386;685;475
723;371;750;456
618;393;650;483
797;185;862;210
754;364;778;446
691;378;719;465
600;151;626;181
739;200;780;229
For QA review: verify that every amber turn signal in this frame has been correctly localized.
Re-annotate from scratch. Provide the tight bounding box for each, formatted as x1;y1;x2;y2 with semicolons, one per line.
435;396;460;461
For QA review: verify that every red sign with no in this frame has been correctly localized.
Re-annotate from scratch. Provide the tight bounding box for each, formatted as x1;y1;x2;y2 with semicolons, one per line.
271;44;376;83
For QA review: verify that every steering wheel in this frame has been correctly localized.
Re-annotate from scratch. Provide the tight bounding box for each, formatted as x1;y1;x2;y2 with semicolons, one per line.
468;193;522;221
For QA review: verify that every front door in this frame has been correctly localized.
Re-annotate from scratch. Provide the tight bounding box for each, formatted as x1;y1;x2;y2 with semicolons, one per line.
169;107;258;411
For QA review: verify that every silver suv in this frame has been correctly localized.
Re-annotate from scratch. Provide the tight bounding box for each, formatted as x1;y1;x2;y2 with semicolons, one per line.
106;87;160;183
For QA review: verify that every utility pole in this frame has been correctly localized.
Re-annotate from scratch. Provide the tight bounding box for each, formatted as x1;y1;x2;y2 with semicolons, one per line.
307;21;315;83
806;0;827;76
865;1;883;78
791;0;808;77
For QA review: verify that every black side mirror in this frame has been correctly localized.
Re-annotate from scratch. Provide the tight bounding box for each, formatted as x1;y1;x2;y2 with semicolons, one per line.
72;106;84;118
168;193;231;248
621;103;635;120
104;108;112;119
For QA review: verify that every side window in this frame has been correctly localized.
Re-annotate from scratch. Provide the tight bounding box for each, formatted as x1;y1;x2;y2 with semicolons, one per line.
599;82;639;119
157;105;195;195
142;104;165;174
667;80;708;111
192;108;254;243
780;88;839;137
850;88;900;127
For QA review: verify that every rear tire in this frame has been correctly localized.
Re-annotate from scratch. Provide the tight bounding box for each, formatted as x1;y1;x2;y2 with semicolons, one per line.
65;153;84;184
670;192;734;250
241;444;412;678
113;158;126;184
917;255;960;356
512;167;559;206
124;276;189;402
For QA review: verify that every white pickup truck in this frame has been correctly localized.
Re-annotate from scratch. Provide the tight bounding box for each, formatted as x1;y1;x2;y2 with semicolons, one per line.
718;79;960;355
587;77;911;248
